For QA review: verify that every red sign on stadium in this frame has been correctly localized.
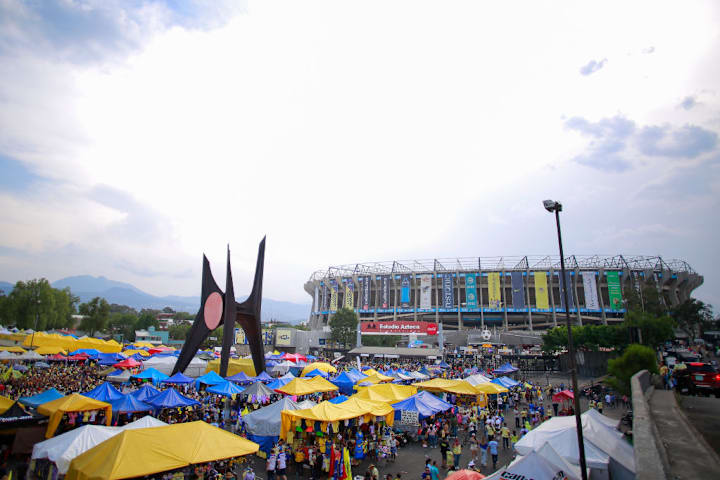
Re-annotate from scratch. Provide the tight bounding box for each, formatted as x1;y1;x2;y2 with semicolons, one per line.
361;321;438;336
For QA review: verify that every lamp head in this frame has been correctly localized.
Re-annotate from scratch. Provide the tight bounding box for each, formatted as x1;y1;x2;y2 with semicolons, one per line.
543;200;562;212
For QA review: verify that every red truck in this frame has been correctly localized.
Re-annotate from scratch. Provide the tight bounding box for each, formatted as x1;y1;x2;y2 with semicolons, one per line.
676;362;720;397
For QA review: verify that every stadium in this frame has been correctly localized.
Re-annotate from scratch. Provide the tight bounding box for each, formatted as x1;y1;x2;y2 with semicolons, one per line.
303;255;703;333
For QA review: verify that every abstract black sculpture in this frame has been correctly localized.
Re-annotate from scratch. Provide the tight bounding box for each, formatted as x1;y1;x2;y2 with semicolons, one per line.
172;238;266;377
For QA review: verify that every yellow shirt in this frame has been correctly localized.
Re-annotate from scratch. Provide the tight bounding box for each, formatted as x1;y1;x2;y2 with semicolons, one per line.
501;427;510;438
452;444;462;455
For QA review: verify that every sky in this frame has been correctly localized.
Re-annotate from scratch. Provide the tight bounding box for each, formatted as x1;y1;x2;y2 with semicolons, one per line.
0;0;719;308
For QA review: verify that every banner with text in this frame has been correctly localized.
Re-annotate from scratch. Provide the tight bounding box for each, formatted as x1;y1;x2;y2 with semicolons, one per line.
400;275;411;308
329;279;338;311
314;285;319;312
558;271;574;310
420;274;432;309
360;276;371;311
511;272;526;309
582;272;600;310
465;274;478;309
442;274;454;309
344;278;354;309
380;275;391;309
534;272;549;310
488;272;502;309
607;271;623;310
322;284;329;311
361;321;438;335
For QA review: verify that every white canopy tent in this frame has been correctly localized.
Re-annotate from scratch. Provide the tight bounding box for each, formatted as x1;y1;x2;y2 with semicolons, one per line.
464;373;493;385
485;444;582;480
296;399;317;409
31;416;167;474
140;356;206;377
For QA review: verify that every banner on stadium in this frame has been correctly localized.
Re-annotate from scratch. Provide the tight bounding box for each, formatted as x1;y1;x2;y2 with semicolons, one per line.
420;274;432;309
607;271;623;310
510;272;525;310
321;284;328;311
360;276;371;310
329;279;338;311
344;278;354;309
632;271;644;306
558;271;574;310
582;272;600;310
314;285;319;312
361;321;438;336
465;274;478;309
488;272;502;309
534;272;549;310
442;274;454;309
380;275;390;309
400;275;411;308
275;328;293;346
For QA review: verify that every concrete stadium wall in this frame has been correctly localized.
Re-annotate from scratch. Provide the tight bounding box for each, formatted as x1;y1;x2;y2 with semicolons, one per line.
631;370;670;480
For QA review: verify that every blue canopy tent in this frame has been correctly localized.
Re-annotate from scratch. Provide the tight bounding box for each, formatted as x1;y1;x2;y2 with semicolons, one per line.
106;369;123;377
331;372;358;395
18;388;64;408
328;395;348;404
266;378;291;391
346;369;368;383
492;376;520;388
304;369;329;379
207;380;245;397
391;391;453;420
492;362;519;375
131;368;169;385
69;349;101;358
279;372;295;380
253;371;273;383
243;397;300;454
83;382;124;402
226;371;254;384
435;361;451;369
97;353;127;366
162;372;194;385
130;384;160;402
146;388;200;409
110;394;154;414
128;353;147;362
195;371;226;389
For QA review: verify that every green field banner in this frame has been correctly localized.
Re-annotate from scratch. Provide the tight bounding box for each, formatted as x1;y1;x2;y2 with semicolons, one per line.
606;271;623;310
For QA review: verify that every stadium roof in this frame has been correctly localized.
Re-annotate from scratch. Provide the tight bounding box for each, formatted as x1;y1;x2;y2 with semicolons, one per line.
309;255;696;281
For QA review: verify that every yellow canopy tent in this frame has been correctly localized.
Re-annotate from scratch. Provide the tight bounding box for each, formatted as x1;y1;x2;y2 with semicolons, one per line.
280;399;394;439
121;349;150;357
0;346;26;353
0;395;15;414
23;333;122;353
362;368;379;376
413;379;481;396
473;383;509;395
276;376;338;396
34;346;67;355
353;384;417;403
204;358;256;377
66;421;259;480
301;362;338;376
358;373;394;385
0;368;23;381
131;341;155;349
37;394;112;438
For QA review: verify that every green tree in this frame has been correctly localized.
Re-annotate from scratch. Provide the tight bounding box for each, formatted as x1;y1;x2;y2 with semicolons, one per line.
108;312;138;342
78;297;110;336
362;335;400;347
169;323;192;340
0;279;75;330
606;344;658;395
137;310;159;330
671;299;714;344
329;307;358;348
201;326;223;349
624;284;668;316
623;310;674;347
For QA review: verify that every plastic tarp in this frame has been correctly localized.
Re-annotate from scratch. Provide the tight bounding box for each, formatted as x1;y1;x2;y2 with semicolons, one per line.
96;353;126;366
413;379;481;396
300;362;337;376
331;372;358;395
485;444;581;480
353;384;417;403
70;349;101;358
82;383;124;403
266;378;292;391
37;394;112;438
106;370;131;384
146;388;200;409
464;374;493;386
32;416;167;474
162;372;194;385
514;423;610;470
244;397;300;437
65;421;259;480
22;333;122;354
19;388;64;408
34;346;67;355
204;358;257;377
296;399;316;409
473;383;509;395
239;382;275;398
195;370;226;388
226;371;254;384
391;391;452;419
129;384;160;402
206;381;245;397
17;350;45;361
492;376;520;388
408;371;429;380
110;395;154;414
552;390;574;402
328;395;348;404
346;369;368;383
131;368;169;385
0;395;15;414
492;362;518;374
280;398;394;439
254;371;273;383
276;376;339;396
304;368;329;378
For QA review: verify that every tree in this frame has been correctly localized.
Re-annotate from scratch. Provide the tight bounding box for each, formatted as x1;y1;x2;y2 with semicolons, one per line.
623;310;674;347
137;310;159;330
0;279;75;330
108;312;138;342
606;344;658;395
169;323;192;340
78;297;110;336
671;299;714;343
162;306;175;314
329;308;358;348
624;284;668;316
362;335;400;347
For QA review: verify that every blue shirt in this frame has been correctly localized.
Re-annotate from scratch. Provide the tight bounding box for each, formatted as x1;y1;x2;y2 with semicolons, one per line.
488;440;499;455
429;465;439;480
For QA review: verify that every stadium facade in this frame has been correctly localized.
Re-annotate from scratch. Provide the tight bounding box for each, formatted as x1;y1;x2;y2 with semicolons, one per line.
303;255;703;332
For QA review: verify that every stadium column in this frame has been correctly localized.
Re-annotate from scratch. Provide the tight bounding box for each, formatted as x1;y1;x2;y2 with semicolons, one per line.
526;266;533;331
502;268;509;331
457;269;462;330
393;275;398;321
413;273;418;322
478;265;485;330
549;267;558;327
574;267;583;326
434;271;440;325
373;275;378;321
597;268;608;325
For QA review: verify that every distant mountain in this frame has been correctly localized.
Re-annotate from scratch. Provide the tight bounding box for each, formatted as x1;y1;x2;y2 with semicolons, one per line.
0;275;311;324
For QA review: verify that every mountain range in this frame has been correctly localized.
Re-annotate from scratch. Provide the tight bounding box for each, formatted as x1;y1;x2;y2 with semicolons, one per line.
0;276;311;324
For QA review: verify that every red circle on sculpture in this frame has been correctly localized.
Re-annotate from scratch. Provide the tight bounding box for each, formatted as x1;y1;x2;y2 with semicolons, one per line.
203;292;223;330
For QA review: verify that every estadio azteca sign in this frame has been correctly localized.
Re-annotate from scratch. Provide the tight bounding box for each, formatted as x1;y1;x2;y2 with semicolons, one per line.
361;321;438;335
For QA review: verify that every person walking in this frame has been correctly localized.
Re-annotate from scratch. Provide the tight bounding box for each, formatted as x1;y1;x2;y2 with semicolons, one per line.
452;439;462;470
488;438;499;471
501;424;510;450
439;434;449;468
478;439;488;468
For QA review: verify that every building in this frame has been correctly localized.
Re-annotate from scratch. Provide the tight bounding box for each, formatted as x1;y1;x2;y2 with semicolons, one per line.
304;255;703;332
134;326;169;345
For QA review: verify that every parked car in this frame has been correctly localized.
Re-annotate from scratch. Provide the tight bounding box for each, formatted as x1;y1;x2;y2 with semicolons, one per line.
675;362;720;397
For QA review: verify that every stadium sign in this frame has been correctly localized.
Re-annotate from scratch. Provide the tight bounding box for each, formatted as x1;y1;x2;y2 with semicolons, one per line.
361;321;438;335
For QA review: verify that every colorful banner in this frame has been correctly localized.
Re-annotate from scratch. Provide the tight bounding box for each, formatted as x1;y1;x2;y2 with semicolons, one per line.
582;272;600;310
487;272;502;309
534;272;549;310
329;279;338;311
321;284;328;311
380;275;390;309
558;271;574;310
420;274;432;309
275;328;293;346
442;274;454;309
360;276;371;311
400;275;411;308
361;321;438;336
607;271;623;310
344;278;354;309
314;285;319;312
465;274;478;309
510;272;525;309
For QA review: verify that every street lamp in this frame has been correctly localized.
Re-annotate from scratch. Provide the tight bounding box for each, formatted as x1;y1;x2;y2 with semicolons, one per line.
543;199;588;480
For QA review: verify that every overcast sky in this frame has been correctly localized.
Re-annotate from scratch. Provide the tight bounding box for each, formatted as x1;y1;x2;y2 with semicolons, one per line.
1;0;718;308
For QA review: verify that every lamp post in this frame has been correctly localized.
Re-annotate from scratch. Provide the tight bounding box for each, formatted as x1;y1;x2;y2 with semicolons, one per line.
543;200;588;480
